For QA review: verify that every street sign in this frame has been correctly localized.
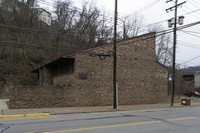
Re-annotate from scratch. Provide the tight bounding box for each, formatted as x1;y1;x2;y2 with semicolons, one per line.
169;74;172;81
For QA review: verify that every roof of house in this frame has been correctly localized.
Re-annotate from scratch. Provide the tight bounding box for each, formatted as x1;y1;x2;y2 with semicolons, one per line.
36;8;51;15
31;56;74;72
31;32;156;73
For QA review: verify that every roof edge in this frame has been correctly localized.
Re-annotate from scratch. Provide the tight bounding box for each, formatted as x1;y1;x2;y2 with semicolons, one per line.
31;32;156;72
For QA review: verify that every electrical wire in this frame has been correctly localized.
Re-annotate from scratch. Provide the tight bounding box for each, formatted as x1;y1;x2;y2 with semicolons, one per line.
182;8;200;16
39;0;115;23
178;40;200;46
0;24;112;40
35;0;115;26
181;30;200;34
31;0;186;38
36;0;167;35
180;30;200;38
178;44;200;49
187;0;200;10
190;0;200;8
181;6;200;19
124;0;162;16
119;20;200;47
35;0;200;37
169;0;200;19
178;55;200;65
1;20;200;55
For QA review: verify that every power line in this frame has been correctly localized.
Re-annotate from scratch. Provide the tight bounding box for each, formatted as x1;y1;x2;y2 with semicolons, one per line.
117;0;163;33
190;0;200;7
178;44;200;49
114;20;200;48
36;0;115;25
1;20;199;59
178;55;200;65
0;41;72;52
28;0;191;37
35;0;200;34
187;0;200;9
181;30;200;34
180;30;200;38
178;40;200;49
125;0;162;16
1;20;199;51
182;6;200;19
169;0;200;19
0;24;111;40
139;7;200;30
36;0;167;34
178;40;200;46
181;8;200;18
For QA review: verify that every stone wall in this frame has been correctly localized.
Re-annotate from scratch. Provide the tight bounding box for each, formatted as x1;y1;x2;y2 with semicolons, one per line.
9;85;113;109
10;33;168;109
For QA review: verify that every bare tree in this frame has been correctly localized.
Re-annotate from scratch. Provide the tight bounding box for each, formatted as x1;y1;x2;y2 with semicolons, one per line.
53;0;77;52
121;14;144;39
0;0;41;58
72;2;100;48
53;1;104;49
97;12;113;45
148;25;173;66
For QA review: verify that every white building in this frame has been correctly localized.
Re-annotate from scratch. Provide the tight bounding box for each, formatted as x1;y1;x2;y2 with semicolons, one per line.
0;0;5;5
194;71;200;88
37;8;51;26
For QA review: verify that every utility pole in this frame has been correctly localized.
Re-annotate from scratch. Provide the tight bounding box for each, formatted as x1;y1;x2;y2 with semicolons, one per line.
166;0;186;106
113;0;118;109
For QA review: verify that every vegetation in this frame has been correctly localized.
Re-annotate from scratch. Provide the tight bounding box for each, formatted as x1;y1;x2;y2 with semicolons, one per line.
5;101;9;107
0;97;9;99
0;0;175;90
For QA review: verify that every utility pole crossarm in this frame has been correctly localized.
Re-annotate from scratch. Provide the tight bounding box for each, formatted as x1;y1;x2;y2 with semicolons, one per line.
166;1;186;12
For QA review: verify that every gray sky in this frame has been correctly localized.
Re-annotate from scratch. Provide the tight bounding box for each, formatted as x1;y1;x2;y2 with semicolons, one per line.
41;0;200;68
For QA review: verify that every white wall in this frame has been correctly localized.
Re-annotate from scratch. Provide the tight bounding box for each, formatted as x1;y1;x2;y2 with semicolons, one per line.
194;71;200;88
38;9;51;26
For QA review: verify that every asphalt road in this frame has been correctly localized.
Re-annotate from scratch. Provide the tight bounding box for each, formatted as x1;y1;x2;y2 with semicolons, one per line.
1;106;200;133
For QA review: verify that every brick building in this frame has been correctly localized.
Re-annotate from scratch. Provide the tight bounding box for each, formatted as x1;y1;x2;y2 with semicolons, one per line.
9;32;168;109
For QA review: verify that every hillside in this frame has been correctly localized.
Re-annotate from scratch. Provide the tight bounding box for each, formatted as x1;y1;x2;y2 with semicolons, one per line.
180;66;200;75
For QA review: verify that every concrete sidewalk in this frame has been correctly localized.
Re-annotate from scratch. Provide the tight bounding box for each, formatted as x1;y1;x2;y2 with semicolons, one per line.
1;102;200;116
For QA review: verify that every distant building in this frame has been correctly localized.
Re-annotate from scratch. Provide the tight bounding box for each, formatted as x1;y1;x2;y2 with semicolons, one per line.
0;0;26;5
194;71;200;88
0;0;5;5
0;0;28;11
0;0;51;26
37;8;51;26
182;71;200;89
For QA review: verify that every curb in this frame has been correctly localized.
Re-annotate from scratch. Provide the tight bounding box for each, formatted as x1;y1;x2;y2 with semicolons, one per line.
0;113;50;118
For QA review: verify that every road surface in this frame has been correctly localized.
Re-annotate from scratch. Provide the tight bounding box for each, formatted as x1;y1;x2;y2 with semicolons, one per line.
0;106;200;133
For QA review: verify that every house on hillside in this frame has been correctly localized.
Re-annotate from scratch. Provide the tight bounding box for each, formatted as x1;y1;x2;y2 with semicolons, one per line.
0;0;30;9
10;32;169;109
0;0;51;26
36;8;51;26
0;0;5;5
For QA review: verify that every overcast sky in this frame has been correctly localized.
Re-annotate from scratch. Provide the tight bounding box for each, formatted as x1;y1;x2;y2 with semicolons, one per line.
41;0;200;68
